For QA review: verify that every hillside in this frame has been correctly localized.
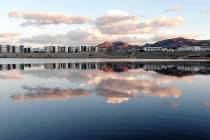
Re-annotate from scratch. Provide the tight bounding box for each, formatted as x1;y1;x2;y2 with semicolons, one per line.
142;37;210;49
97;38;210;51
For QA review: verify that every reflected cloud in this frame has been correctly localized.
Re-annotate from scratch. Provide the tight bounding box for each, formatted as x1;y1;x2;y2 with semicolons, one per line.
1;61;207;104
96;79;181;104
11;86;90;101
204;102;210;107
162;99;180;109
147;87;181;98
0;70;22;80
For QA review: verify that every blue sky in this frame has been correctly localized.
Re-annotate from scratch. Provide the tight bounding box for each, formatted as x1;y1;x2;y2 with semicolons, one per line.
0;0;210;47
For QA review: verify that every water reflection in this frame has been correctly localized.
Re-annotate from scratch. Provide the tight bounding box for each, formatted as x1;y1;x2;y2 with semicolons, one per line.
96;79;181;104
1;60;210;139
0;60;208;104
0;61;210;76
0;70;22;80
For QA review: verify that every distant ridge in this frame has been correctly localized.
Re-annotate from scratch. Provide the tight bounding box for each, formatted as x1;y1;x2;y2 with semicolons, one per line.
142;37;210;49
97;38;210;50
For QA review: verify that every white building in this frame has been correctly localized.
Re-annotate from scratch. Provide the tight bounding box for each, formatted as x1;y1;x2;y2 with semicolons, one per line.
167;48;175;52
67;47;76;53
57;46;66;53
0;45;8;53
44;45;98;53
15;46;21;53
44;46;58;53
8;46;16;53
178;46;210;52
143;47;163;52
32;48;45;53
24;47;32;53
177;46;202;52
200;46;210;51
75;46;82;53
81;45;98;52
18;45;24;53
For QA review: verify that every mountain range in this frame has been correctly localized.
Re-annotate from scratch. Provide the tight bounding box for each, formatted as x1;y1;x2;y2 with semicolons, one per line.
97;37;210;51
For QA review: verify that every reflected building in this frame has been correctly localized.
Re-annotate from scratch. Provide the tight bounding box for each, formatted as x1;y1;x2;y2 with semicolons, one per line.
0;61;210;76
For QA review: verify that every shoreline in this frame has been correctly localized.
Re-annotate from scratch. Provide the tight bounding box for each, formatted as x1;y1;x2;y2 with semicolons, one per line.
0;51;209;60
0;58;210;65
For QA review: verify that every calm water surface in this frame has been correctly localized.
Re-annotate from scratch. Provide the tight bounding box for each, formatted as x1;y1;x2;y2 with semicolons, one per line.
0;59;210;140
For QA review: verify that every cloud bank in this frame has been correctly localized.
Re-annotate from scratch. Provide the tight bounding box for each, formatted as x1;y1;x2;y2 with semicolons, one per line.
95;10;183;35
165;6;183;13
11;86;90;101
8;10;186;46
9;11;91;26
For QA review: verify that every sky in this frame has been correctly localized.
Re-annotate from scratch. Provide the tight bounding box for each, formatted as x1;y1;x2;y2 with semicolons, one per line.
0;0;210;47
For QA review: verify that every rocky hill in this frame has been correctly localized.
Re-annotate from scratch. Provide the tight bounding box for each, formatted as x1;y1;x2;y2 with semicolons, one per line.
142;37;210;49
98;41;129;49
97;38;210;52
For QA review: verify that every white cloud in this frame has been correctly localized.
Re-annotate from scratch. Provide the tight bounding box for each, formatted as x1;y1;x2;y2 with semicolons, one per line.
165;5;183;12
0;32;21;38
19;29;102;46
151;16;183;28
12;10;185;46
0;32;21;44
19;34;67;45
95;10;183;35
9;11;91;26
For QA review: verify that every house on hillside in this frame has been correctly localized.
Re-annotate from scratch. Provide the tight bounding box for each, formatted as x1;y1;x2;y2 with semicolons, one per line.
143;47;163;52
176;46;210;52
177;46;201;52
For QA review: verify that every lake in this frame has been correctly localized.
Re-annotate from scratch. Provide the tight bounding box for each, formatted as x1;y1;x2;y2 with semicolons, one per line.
0;58;210;140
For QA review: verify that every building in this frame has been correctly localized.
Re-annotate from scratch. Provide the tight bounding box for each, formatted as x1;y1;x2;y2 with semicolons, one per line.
67;47;76;53
200;46;210;51
81;45;98;53
89;46;98;52
1;44;99;54
32;48;45;53
57;46;67;53
0;45;9;53
44;46;58;53
24;47;31;53
15;46;21;53
1;45;25;53
167;48;175;52
143;47;163;52
19;45;24;53
75;46;82;53
177;46;202;52
8;46;16;53
177;46;210;52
